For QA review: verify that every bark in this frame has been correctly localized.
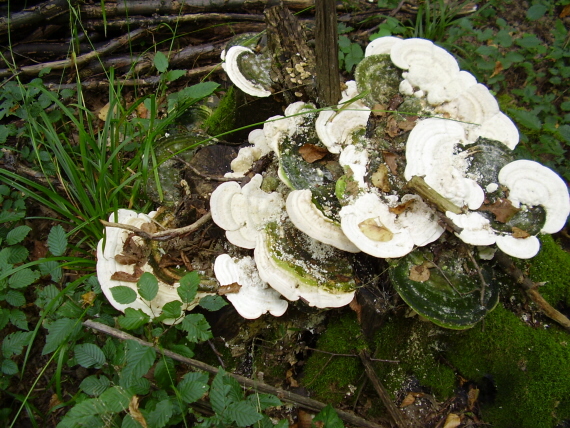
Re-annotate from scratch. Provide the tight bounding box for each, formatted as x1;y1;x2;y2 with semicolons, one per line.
314;0;340;106
0;0;71;37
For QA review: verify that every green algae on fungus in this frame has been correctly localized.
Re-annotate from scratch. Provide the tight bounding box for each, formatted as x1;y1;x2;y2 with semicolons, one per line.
446;304;570;428
302;313;367;406
354;54;401;107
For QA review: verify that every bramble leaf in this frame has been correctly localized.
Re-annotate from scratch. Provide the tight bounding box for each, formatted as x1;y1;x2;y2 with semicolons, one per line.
177;372;209;404
118;308;150;330
47;225;67;256
137;272;158;301
75;343;106;368
6;225;31;245
80;375;111;397
122;340;156;380
110;286;137;304
42;317;80;355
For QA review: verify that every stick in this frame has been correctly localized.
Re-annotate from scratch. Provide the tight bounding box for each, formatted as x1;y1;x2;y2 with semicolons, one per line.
359;349;415;428
100;212;212;242
83;320;388;428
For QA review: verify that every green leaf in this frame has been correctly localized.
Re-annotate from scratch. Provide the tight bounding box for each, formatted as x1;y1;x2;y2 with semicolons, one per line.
199;295;227;311
179;314;212;343
6;225;31;245
0;308;9;330
508;108;542;131
475;45;498;57
42;317;80;355
177;272;199;303
9;309;28;330
2;331;32;358
110;286;138;304
227;401;263;427
137;272;158;301
177;372;209;403
247;393;282;410
338;35;351;53
494;29;512;47
516;34;542;49
98;386;132;413
210;371;233;416
0;211;24;224
122;414;145;428
6;245;28;264
118;308;150;330
154;356;176;389
122;340;156;380
47;225;67;256
183;81;219;101
5;290;25;307
2;358;18;375
146;399;173;428
168;344;194;358
38;260;62;282
75;343;106;368
527;4;547;20
165;70;186;82
80;375;111;397
313;404;345;428
8;268;40;289
154;51;169;73
157;300;182;320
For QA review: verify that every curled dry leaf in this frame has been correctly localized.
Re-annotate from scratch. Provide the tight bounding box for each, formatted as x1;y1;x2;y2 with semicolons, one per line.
409;262;431;282
129;395;148;428
468;386;480;410
490;60;504;78
383;151;399;175
299;143;329;163
400;392;416;408
371;164;391;192
511;226;531;239
479;198;520;223
386;115;401;137
217;282;242;295
389;198;415;215
358;218;394;242
81;291;97;307
443;413;461;428
110;266;144;282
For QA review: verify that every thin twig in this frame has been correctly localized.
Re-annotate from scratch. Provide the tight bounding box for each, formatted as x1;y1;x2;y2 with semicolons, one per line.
83;320;388;428
465;249;489;305
100;212;212;241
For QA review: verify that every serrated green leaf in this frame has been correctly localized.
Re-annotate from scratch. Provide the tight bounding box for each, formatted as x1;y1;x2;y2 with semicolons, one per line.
0;211;24;224
516;34;541;49
168;344;194;358
313;404;345;428
177;272;199;303
6;245;28;264
527;4;547;20
2;358;18;375
6;225;31;245
137;272;158;301
0;309;9;330
177;372;209;403
110;286;138;304
247;393;282;410
199;295;227;311
39;260;62;282
75;343;106;368
98;385;132;413
146;399;173;428
158;300;182;320
210;371;233;416
154;356;176;389
80;375;111;396
118;308;150;330
2;331;32;358
42;317;80;355
179;313;212;343
154;51;169;73
9;268;40;289
5;290;25;307
47;225;67;256
9;309;28;330
508;108;542;131
122;414;145;428
227;401;263;427
120;375;151;396
122;340;156;380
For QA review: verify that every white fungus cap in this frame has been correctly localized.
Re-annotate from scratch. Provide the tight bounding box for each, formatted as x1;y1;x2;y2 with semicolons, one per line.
396;194;445;246
286;189;360;252
495;235;541;259
253;231;356;308
446;211;497;246
339;144;369;190
340;193;415;258
365;36;403;57
499;160;570;234
213;254;288;319
222;46;271;97
97;210;209;324
438;83;499;124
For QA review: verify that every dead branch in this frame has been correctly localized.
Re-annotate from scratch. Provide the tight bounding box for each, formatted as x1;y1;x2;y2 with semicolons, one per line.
83;319;388;428
0;0;71;37
359;349;416;428
100;212;212;242
495;250;570;332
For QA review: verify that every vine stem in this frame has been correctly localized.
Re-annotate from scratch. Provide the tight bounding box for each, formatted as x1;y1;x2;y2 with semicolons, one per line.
83;320;388;428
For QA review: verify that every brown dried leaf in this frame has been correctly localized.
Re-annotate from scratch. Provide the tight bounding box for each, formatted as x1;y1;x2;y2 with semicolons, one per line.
129;396;148;428
372;103;387;117
511;226;530;239
400;392;416;408
140;222;158;234
490;60;504;78
409;262;431;282
479;198;520;223
397;115;418;131
218;282;242;295
299;144;329;163
111;266;144;282
81;291;97;307
443;413;461;428
298;409;315;428
349;296;362;323
468;386;480;410
382;151;399;175
386;116;400;137
358;218;394;242
286;369;299;387
389;199;415;215
115;253;141;265
388;94;404;111
370;164;391;192
136;102;149;119
49;394;62;410
560;4;570;18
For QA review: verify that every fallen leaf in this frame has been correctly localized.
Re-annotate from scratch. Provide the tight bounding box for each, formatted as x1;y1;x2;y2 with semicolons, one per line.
129;396;148;428
297;409;314;428
385;116;400;137
299;144;329;163
358;218;394;242
400;392;416;408
382;151;399;175
443;413;461;428
409;263;431;282
115;253;141;265
388;94;404;111
286;369;299;387
97;102;117;121
218;282;242;295
81;291;97;307
479;198;519;223
490;60;503;78
136;102;149;119
511;226;530;239
370;164;391;192
111;266;144;282
49;394;62;410
397;115;418;131
389;199;415;215
372;103;388;117
560;4;570;17
468;386;480;410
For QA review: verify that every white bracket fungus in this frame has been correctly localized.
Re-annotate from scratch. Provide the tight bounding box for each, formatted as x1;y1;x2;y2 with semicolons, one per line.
214;254;288;319
222;46;272;97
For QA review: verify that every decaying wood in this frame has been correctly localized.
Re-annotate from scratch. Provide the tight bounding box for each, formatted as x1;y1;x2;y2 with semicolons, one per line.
83;319;388;428
265;4;317;103
0;0;71;37
359;350;416;428
494;250;570;332
314;0;341;106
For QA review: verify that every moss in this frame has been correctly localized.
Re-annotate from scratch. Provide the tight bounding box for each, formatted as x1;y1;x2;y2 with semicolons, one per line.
527;235;570;307
446;304;570;428
301;312;367;405
203;86;237;137
373;315;456;399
